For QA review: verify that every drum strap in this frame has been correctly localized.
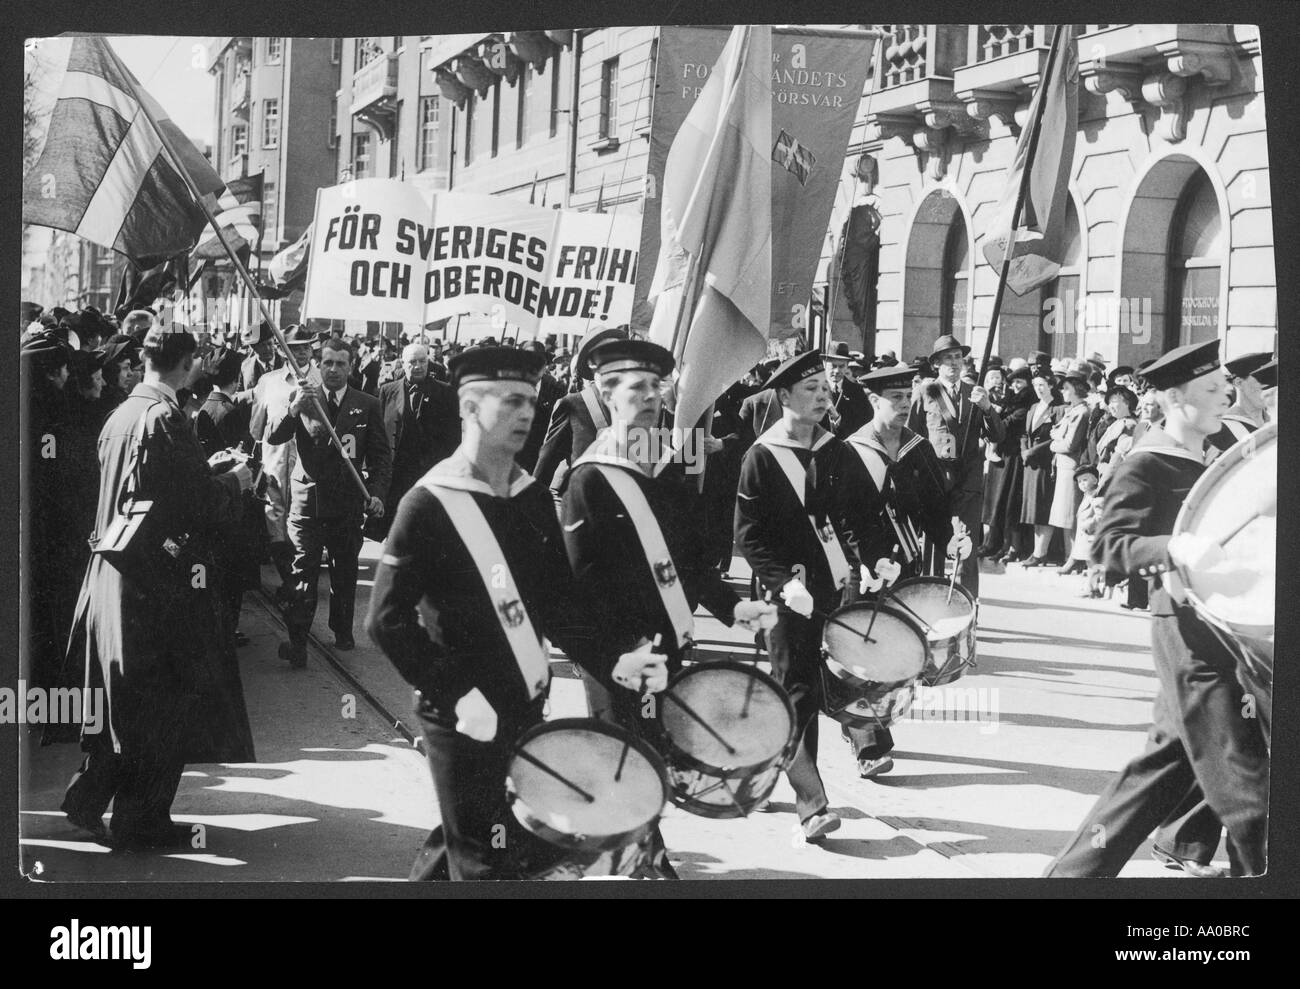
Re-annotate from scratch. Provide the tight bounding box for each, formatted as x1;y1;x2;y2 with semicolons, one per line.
581;383;610;430
592;465;695;649
761;442;852;586
847;438;922;564
419;482;550;700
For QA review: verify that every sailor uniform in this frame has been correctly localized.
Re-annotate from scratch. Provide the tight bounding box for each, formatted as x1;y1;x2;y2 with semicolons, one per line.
367;453;619;881
1045;423;1269;877
734;423;866;822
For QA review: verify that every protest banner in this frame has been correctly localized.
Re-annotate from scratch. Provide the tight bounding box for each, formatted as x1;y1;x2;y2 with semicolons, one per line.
635;25;874;340
303;182;642;337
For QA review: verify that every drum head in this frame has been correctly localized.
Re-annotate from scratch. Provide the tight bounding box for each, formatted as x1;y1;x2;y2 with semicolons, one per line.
662;662;794;771
890;578;976;644
823;604;927;684
508;720;667;845
1177;424;1275;632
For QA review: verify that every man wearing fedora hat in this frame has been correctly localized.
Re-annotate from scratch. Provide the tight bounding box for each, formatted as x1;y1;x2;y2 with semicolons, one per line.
823;341;873;438
239;321;280;393
906;334;1004;594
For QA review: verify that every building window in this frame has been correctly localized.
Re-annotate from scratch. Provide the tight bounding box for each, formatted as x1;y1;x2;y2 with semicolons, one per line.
464;92;475;165
266;37;283;64
1167;170;1223;348
262;98;280;148
599;57;619;139
230;124;248;163
330;38;342;64
517;64;532;148
549;50;562;138
491;78;501;157
355;37;382;72
328;96;338;148
940;212;970;337
353;131;372;179
418;96;439;171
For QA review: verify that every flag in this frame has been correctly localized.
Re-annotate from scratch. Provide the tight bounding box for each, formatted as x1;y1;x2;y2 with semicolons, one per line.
772;129;815;187
979;25;1079;296
268;223;312;289
595;176;606;214
22;36;226;269
192;173;264;259
528;171;539;205
648;25;772;460
114;252;193;314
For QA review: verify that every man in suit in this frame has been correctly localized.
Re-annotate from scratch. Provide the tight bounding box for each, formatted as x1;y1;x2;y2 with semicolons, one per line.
906;334;1004;596
533;326;628;489
824;341;873;438
518;341;564;473
270;337;392;663
375;342;460;539
239;322;279;393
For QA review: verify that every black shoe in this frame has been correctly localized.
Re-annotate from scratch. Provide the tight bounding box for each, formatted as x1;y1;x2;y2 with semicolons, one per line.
64;807;110;843
1021;556;1048;568
279;641;307;669
1000;551;1022;564
1152;847;1224;878
334;633;356;651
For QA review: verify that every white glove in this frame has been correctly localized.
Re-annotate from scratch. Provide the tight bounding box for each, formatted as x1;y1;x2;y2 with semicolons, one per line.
947;519;973;560
613;641;669;693
860;558;902;593
1167;532;1226;573
780;579;815;618
229;463;254;493
734;600;779;632
454;687;498;742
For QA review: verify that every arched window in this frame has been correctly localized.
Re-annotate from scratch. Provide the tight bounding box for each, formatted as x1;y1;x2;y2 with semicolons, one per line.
940;211;970;337
1167;171;1223;348
1041;198;1083;358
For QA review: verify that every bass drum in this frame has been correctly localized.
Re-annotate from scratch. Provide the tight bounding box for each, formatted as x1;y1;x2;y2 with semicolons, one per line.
1172;421;1275;743
508;718;669;879
820;603;927;730
661;661;795;819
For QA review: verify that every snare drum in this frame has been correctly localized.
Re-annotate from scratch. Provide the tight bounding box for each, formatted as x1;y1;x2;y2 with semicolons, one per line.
820;603;927;730
660;661;795;819
889;577;978;686
507;718;669;878
1173;422;1275;741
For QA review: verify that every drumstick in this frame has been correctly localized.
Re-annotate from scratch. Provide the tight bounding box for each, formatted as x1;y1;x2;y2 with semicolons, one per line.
805;608;876;644
1218;511;1265;548
514;748;595;804
663;690;737;757
865;544;903;640
884;593;934;634
616;633;661;782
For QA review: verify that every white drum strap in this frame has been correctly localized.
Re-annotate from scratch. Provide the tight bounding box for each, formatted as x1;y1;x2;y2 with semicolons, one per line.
766;445;852;586
420;484;550;699
848;441;921;564
593;465;695;649
581;384;610;430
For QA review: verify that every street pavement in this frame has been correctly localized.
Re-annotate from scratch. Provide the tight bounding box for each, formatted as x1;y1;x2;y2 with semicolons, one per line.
21;540;1222;883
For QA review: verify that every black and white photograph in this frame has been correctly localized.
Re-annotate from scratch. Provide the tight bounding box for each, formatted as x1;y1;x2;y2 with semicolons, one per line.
15;16;1278;893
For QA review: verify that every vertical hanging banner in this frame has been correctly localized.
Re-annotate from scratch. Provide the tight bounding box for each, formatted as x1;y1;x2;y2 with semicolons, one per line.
302;181;640;336
636;25;874;340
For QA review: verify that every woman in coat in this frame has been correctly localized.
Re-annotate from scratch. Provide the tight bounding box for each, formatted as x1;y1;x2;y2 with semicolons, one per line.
1047;374;1092;565
1095;384;1138;484
1019;371;1060;565
982;365;1036;561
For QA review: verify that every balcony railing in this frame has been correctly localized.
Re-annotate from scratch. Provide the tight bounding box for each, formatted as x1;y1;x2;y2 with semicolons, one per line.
230;72;249;112
351;54;399;115
971;24;1049;63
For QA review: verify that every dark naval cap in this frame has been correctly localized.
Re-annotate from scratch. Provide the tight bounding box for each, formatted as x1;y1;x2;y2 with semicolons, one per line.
765;349;826;391
1224;351;1273;380
1141;339;1221;390
588;337;676;378
449;345;546;390
859;365;917;394
1250;358;1277;389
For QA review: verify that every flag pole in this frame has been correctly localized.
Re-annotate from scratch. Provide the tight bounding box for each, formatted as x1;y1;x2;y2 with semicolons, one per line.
132;91;372;504
975;23;1065;385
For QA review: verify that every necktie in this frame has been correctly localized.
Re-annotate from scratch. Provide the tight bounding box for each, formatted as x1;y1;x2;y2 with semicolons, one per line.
327;392;341;423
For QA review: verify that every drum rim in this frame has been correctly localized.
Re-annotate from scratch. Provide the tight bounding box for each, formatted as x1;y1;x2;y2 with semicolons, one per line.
668;761;785;819
661;659;797;777
507;717;670;851
889;575;978;611
822;602;929;683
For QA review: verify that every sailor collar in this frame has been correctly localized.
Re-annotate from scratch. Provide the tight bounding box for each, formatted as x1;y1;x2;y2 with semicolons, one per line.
421;450;535;498
847;423;923;460
570;426;661;478
1126;424;1206;465
755;422;835;452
